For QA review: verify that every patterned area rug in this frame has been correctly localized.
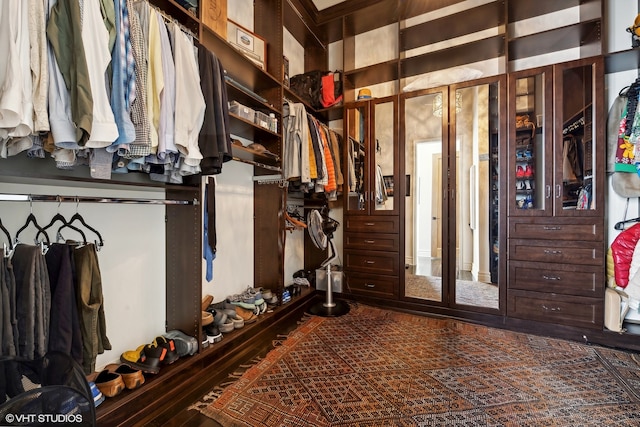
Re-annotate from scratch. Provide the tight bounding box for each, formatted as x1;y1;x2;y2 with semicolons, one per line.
196;304;640;426
405;274;499;309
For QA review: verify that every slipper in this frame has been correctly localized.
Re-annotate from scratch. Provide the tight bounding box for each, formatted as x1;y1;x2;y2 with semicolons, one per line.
218;317;235;333
202;311;214;326
201;294;213;311
234;306;258;324
223;309;245;329
94;370;125;398
106;364;145;390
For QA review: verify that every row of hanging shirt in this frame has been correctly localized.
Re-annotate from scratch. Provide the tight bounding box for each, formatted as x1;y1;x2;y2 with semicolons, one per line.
0;210;109;374
282;102;344;201
0;0;232;183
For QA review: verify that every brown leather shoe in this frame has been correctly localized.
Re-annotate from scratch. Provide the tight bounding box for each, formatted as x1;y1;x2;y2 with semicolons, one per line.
95;370;125;397
109;364;145;390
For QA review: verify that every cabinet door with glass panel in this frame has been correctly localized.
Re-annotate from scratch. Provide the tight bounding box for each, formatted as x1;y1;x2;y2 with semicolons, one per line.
508;66;553;216
344;96;398;216
552;57;603;217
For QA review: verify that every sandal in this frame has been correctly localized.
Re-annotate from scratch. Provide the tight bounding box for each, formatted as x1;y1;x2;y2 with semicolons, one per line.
201;294;214;311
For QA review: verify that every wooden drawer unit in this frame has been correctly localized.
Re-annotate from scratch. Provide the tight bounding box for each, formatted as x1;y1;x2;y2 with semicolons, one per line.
345;272;397;297
508;261;603;297
344;250;399;276
508;239;604;266
507;290;603;329
344;232;399;252
508;218;603;241
344;215;399;234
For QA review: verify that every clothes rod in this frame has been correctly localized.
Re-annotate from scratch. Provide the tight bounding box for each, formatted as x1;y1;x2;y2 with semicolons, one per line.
0;194;199;205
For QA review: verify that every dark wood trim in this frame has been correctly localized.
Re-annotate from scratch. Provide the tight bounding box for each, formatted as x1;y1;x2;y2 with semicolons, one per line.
166;187;202;342
400;1;504;51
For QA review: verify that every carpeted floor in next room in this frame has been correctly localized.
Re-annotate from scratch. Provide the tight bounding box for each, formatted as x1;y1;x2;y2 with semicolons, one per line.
188;303;640;426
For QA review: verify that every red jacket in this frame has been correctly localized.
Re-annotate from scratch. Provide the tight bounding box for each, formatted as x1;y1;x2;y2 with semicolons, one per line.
611;222;640;288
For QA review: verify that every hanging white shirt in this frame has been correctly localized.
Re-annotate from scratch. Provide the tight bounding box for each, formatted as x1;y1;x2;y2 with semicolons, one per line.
172;23;204;172
0;0;33;142
83;0;119;149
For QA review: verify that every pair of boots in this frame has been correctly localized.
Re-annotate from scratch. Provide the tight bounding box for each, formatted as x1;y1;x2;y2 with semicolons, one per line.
516;165;533;178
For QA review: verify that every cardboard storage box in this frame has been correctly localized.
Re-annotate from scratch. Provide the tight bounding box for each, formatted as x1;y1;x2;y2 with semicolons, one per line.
227;20;267;70
201;0;227;38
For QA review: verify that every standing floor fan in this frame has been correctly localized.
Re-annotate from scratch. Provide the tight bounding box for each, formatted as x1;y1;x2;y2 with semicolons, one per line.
307;208;350;317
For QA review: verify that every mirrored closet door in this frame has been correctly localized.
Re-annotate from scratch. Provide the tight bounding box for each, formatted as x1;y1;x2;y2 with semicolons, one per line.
402;89;446;303
401;77;505;312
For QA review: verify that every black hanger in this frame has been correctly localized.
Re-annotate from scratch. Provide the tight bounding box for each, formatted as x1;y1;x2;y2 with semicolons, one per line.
614;198;640;230
614;217;640;230
0;218;13;257
14;213;50;246
59;212;104;249
37;212;87;244
0;218;11;245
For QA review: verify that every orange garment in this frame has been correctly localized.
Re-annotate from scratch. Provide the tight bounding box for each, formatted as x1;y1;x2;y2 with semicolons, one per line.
308;131;318;179
328;130;344;187
318;125;337;192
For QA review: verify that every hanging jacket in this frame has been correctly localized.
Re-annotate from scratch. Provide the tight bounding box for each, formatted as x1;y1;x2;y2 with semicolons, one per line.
625;241;640;304
611;222;640;288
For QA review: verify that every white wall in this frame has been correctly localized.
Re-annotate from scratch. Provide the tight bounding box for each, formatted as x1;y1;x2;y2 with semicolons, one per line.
201;161;255;304
0;182;167;369
605;0;640;247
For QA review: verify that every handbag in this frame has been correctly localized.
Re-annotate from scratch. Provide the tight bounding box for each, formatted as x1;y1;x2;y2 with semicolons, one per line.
604;288;629;332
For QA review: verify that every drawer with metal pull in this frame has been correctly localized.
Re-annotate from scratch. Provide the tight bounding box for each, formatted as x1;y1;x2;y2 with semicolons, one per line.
345;272;397;297
344;250;399;275
508;260;603;297
508;239;604;266
344;232;399;252
508;218;602;241
507;290;603;329
344;216;399;234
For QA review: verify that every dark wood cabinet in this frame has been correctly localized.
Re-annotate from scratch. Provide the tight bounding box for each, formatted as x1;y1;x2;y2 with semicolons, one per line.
343;96;399;298
506;57;605;329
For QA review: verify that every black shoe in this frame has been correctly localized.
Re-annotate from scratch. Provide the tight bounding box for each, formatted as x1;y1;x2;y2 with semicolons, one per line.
153;336;180;364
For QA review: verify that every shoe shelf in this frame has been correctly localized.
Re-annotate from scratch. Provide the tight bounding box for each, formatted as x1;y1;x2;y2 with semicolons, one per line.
95;287;317;426
514;131;535;209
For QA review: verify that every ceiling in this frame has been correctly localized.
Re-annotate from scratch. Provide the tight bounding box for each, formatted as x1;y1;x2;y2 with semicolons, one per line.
298;0;389;24
312;0;349;10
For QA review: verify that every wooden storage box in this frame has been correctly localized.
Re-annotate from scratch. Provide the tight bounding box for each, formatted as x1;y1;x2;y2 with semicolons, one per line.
201;0;227;38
